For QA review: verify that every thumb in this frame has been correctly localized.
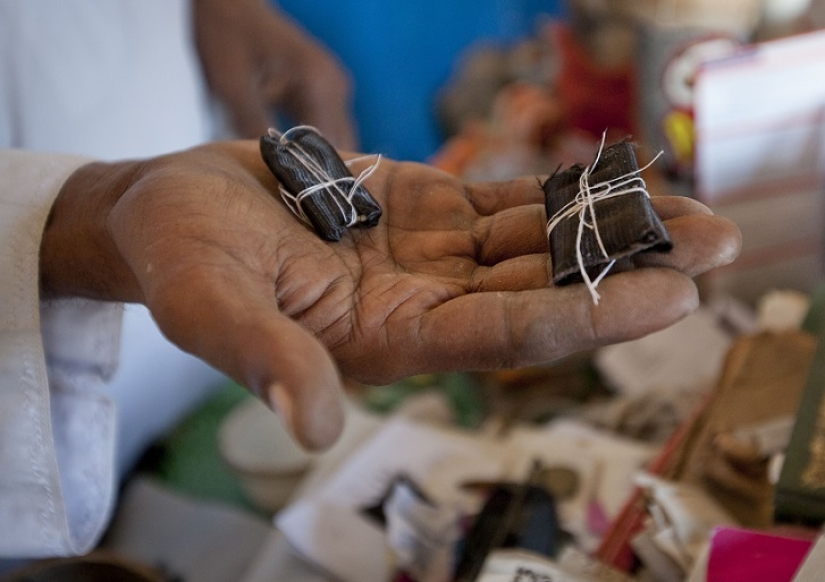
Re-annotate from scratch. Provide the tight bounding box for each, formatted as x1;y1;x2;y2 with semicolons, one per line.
151;280;346;451
237;312;347;452
248;314;344;450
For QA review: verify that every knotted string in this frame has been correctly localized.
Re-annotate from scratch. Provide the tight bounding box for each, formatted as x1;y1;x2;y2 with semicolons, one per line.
268;126;381;227
546;132;663;305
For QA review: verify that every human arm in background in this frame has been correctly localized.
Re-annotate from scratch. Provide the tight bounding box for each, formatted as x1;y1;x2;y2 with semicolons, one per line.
39;141;741;451
193;0;357;148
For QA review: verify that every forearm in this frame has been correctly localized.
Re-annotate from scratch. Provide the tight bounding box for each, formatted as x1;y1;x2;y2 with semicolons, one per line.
192;0;355;146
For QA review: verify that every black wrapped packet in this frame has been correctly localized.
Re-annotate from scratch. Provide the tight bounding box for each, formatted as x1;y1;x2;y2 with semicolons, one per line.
259;126;382;241
453;460;560;582
544;141;672;288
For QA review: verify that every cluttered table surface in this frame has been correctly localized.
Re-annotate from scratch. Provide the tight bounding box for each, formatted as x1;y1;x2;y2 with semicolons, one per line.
94;282;825;582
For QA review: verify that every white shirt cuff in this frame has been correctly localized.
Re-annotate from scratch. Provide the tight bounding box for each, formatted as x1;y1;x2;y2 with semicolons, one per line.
0;149;120;556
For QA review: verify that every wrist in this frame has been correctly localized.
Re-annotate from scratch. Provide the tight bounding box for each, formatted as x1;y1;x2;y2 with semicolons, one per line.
40;161;143;302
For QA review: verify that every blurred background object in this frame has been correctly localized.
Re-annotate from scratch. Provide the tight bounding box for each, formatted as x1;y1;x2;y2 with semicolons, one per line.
276;0;565;161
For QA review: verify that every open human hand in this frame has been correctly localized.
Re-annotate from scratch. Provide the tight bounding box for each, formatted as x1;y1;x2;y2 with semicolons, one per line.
40;141;741;450
193;0;356;148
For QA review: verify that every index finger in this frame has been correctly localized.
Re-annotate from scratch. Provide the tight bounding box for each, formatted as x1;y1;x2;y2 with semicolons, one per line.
407;267;700;375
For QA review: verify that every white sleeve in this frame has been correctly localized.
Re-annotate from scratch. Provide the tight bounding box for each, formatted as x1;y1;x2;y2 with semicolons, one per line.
0;149;122;557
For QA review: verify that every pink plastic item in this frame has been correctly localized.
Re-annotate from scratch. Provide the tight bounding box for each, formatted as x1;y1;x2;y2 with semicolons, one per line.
707;526;814;582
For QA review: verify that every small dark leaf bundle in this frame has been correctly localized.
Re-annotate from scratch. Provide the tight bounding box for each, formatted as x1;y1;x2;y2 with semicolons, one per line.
544;142;673;286
260;127;382;241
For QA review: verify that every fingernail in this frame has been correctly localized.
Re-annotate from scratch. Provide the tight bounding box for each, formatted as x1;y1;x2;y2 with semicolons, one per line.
267;383;295;437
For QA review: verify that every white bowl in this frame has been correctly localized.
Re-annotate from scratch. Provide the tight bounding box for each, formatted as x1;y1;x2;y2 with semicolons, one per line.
218;397;315;512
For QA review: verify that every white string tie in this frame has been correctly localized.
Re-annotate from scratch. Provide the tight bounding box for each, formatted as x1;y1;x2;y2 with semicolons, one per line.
546;132;663;305
268;126;381;227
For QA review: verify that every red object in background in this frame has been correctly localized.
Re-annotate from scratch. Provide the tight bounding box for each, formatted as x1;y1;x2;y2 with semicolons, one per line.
595;392;715;571
551;23;636;140
491;82;565;148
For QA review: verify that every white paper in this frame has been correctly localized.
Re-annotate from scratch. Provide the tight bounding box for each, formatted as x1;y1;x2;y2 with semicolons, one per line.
476;549;594;582
756;289;811;331
634;474;737;568
558;546;639;582
792;532;825;582
732;414;796;456
276;417;507;582
385;479;458;582
695;29;825;202
594;307;732;398
505;419;658;551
